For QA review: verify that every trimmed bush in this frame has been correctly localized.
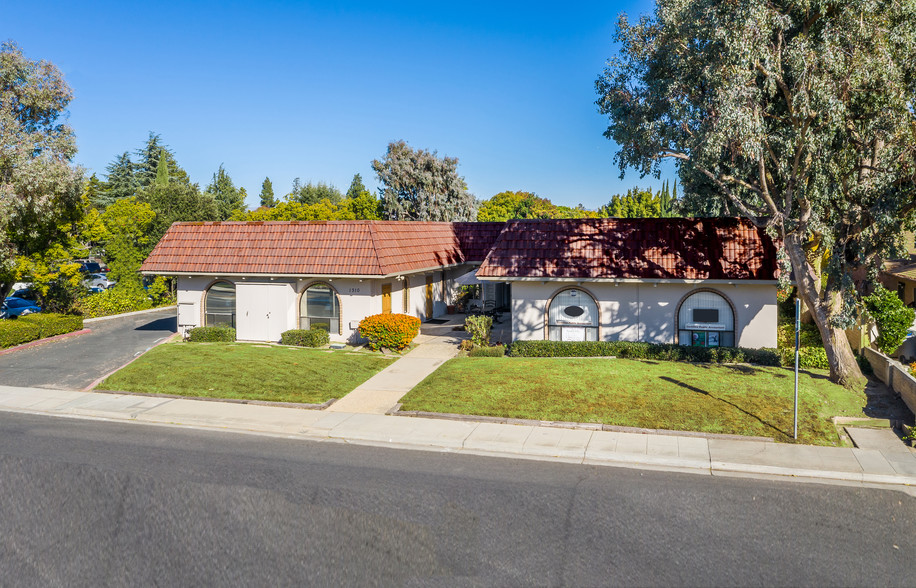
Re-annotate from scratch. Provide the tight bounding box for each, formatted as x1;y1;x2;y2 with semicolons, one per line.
76;286;153;319
187;326;236;342
508;340;781;366
465;315;493;347
0;313;84;349
468;344;506;357
864;285;915;354
778;346;830;370
280;328;330;348
358;313;421;351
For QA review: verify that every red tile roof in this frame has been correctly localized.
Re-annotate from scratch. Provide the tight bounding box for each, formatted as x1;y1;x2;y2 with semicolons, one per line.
476;218;778;280
140;221;504;276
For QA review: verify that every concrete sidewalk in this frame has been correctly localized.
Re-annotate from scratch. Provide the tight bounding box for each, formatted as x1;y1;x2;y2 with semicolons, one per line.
1;385;914;491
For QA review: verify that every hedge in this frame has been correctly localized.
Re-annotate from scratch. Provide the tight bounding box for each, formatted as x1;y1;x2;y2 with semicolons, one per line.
0;313;84;349
508;340;781;366
358;313;421;351
187;326;236;342
280;328;330;348
778;346;830;370
468;344;507;357
76;287;153;319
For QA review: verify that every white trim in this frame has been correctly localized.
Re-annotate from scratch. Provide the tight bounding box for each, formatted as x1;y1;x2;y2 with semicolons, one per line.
479;276;779;285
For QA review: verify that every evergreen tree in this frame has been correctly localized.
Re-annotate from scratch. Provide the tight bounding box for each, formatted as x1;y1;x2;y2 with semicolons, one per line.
346;174;367;200
154;150;169;188
138;183;220;248
289;180;343;205
259;177;277;208
101;152;138;205
204;164;247;220
84;174;107;210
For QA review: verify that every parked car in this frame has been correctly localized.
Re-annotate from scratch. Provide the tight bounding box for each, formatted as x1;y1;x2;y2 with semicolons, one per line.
9;287;39;302
1;297;41;319
84;273;116;292
76;260;105;274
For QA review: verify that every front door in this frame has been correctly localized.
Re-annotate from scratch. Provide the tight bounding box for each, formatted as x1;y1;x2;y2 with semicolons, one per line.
237;283;288;342
382;284;392;314
425;275;434;319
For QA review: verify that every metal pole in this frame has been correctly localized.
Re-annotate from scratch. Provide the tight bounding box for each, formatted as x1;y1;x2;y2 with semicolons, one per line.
794;297;800;440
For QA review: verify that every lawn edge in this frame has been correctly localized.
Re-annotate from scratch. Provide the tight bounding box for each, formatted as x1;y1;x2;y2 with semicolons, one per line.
85;332;182;391
90;387;336;410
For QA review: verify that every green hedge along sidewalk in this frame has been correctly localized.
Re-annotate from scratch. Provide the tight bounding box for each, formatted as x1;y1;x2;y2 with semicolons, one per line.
97;342;394;405
0;314;84;349
399;357;866;445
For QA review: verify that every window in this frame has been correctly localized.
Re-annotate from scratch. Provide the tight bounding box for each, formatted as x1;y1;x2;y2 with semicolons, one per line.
205;281;236;328
678;290;735;347
300;283;339;333
547;289;599;341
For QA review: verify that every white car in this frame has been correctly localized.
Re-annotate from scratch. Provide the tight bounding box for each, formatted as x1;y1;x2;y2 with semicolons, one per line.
84;273;116;291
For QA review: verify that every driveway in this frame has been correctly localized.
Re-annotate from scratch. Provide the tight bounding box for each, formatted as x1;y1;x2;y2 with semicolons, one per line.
0;307;176;390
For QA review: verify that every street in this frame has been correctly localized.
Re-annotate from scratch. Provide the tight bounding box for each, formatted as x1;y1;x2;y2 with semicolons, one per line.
0;307;176;390
1;412;913;586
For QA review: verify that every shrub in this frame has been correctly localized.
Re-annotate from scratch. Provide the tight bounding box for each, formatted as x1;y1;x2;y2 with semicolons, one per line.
465;315;493;347
280;328;330;348
0;313;84;349
187;326;236;342
508;340;781;366
776;322;823;349
458;339;474;352
468;344;506;357
76;285;153;318
358;313;421;351
863;285;915;355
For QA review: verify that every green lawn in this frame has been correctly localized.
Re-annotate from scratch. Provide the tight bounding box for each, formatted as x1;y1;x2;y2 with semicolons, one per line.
98;342;394;404
399;357;867;445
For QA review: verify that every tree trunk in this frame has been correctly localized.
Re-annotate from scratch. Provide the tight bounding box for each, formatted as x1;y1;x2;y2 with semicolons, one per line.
783;233;865;388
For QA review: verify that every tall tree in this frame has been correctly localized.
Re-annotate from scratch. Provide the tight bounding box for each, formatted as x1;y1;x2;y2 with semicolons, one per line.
100;151;137;206
100;197;155;289
599;188;662;218
288;180;343;205
138;182;220;248
134;133;191;188
204;164;247;220
596;0;916;387
0;41;84;306
154;149;169;188
372;140;477;221
259;177;277;208
346;174;367;200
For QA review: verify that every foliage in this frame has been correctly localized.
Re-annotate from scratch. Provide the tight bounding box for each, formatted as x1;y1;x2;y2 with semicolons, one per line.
232;193;381;222
464;315;493;347
476;190;598;222
145;276;173;306
100;152;138;206
138;181;220;246
288;179;343;205
372;140;477;221
458;339;474;352
280;328;331;348
778;346;830;370
776;322;823;349
134;133;192;188
508;340;781;366
100;197;155;288
595;0;916;387
0;42;84;306
75;285;154;318
468;344;506;357
259;177;277;208
863;285;916;355
0;313;83;348
205;164;247;220
346;174;367;200
187;326;236;342
358;313;421;351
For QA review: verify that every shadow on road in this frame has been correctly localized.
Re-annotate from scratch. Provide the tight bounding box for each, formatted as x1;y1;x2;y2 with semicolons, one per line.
135;316;177;332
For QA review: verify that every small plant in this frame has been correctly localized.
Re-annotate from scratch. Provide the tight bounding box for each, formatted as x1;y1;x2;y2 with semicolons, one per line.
465;315;493;347
458;339;474;352
280;328;330;348
863;285;915;355
358;313;421;351
187;326;236;342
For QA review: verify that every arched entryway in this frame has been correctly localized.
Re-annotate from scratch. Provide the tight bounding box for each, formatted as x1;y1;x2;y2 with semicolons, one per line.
676;289;736;347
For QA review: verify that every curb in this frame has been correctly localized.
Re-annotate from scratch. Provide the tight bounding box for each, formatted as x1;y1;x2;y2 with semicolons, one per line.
89;388;337;411
83;305;176;324
0;328;92;356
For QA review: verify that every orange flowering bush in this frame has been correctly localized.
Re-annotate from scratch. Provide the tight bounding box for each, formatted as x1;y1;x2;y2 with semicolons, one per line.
358;313;421;351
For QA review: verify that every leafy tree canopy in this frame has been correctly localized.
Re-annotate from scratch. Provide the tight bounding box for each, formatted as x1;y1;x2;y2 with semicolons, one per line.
204;164;247;220
477;191;599;221
100;197;155;289
372;140;477;221
137;182;220;248
287;179;343;205
0;41;84;305
595;0;916;386
599;182;677;218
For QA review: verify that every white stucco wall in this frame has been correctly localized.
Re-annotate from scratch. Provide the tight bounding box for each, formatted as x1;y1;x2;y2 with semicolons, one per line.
510;281;777;348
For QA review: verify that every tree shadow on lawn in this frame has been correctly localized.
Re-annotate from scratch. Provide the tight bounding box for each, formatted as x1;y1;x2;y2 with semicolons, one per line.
659;376;791;439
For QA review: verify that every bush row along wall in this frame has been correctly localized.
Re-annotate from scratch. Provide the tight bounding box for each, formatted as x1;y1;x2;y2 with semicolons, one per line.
863;347;916;416
0;314;84;349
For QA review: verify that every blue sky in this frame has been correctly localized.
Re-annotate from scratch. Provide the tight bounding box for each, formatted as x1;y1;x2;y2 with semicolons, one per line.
4;0;671;211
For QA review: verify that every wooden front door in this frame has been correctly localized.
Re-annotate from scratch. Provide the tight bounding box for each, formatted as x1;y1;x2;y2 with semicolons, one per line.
382;284;392;314
425;275;434;318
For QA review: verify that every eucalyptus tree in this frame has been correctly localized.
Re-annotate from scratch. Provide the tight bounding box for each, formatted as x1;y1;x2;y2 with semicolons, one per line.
372;140;477;221
596;0;916;387
0;42;83;305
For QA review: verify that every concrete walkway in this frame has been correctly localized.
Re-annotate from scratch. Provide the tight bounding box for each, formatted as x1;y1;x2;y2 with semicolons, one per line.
325;335;459;414
1;385;914;491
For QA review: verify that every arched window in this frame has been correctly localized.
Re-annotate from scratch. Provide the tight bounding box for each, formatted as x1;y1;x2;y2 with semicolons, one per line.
677;290;735;348
300;283;339;333
547;288;599;341
205;281;236;328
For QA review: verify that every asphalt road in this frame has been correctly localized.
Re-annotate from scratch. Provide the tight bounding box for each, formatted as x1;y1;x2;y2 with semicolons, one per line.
0;307;176;390
1;412;913;587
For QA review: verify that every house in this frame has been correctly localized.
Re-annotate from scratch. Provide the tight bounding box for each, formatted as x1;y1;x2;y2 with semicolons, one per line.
140;217;779;348
880;231;916;307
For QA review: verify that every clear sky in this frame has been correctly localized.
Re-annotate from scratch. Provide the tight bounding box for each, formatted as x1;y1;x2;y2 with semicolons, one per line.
3;0;671;211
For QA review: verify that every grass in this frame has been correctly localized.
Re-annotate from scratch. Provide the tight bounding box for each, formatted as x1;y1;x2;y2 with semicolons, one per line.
399;357;868;445
97;342;394;404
